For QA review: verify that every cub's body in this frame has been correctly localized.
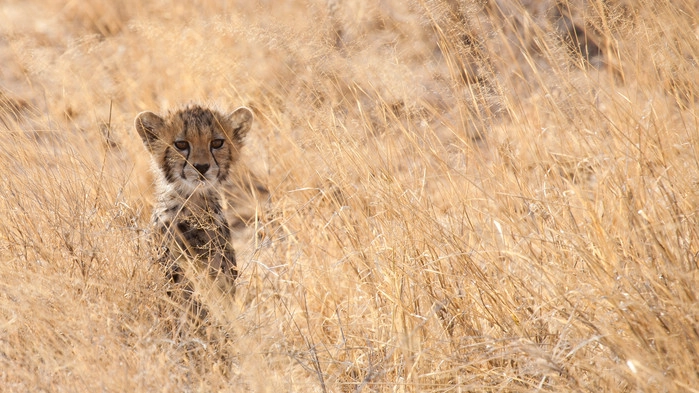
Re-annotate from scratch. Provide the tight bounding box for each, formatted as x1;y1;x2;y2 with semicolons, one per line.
135;105;253;307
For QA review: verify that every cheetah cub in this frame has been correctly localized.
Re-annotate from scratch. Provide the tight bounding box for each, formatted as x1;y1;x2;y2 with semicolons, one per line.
135;105;253;310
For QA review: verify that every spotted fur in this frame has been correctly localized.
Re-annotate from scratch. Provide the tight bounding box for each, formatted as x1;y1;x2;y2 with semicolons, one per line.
135;104;253;311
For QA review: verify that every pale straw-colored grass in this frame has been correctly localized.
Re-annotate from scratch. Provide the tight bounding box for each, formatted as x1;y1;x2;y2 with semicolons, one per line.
0;0;697;391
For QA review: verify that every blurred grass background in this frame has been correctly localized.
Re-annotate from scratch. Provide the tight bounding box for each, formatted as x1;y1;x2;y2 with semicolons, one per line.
0;0;698;391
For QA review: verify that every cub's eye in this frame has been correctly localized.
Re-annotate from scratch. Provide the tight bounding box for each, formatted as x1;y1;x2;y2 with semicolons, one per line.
174;141;189;150
210;139;224;149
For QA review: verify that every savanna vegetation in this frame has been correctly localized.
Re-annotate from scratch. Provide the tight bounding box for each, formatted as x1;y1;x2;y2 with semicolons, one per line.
1;0;698;391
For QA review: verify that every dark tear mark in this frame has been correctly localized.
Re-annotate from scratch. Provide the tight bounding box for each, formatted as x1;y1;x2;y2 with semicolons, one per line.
180;148;190;179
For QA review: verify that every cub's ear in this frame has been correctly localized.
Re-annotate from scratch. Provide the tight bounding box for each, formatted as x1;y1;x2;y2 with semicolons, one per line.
134;111;165;152
225;106;253;143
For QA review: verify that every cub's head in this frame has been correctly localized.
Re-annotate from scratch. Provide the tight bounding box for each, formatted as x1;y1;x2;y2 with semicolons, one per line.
135;105;253;193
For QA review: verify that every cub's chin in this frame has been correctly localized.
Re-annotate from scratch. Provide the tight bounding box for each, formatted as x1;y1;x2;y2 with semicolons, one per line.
174;178;218;195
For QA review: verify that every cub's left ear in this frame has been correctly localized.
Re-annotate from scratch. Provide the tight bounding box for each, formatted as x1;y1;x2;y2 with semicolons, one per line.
225;106;253;143
134;111;165;152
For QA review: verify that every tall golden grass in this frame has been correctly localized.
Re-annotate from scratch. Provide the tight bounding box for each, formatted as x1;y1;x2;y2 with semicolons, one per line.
1;0;698;391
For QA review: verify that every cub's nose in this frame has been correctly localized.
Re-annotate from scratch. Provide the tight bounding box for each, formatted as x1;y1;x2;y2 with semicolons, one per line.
193;163;210;175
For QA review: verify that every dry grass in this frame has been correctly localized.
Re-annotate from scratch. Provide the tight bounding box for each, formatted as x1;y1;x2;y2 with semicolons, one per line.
1;0;698;391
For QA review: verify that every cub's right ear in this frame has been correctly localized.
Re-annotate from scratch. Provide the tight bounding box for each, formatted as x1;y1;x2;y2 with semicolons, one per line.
134;111;165;152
